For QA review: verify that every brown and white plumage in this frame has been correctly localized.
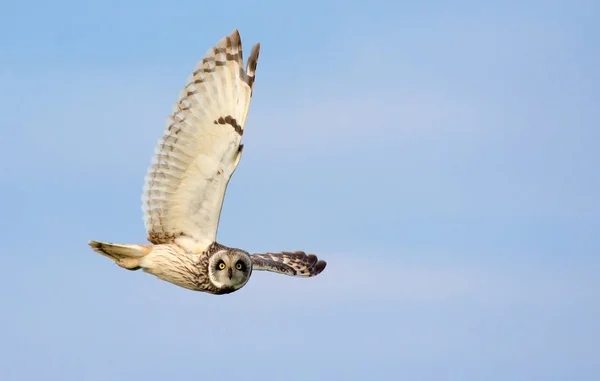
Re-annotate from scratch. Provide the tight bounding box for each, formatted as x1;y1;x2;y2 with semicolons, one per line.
143;30;258;253
251;252;327;277
88;30;326;295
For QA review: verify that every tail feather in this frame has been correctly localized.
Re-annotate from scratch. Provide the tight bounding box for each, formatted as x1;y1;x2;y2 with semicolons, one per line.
88;240;151;270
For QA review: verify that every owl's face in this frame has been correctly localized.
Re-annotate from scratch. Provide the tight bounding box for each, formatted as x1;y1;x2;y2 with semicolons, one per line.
207;250;252;292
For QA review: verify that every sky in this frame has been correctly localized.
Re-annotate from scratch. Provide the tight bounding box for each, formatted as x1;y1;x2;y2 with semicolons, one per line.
0;0;599;380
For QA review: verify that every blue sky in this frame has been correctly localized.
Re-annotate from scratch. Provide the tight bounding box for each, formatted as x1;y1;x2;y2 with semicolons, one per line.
1;0;598;380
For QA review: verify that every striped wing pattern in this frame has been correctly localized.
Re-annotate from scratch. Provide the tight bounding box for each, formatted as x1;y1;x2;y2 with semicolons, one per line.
142;30;260;253
250;251;327;277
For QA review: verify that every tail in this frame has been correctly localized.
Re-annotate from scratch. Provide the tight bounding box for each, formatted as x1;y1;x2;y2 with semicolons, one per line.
88;240;151;271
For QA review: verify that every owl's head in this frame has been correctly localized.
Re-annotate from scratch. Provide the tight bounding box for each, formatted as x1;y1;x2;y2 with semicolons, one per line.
207;249;252;292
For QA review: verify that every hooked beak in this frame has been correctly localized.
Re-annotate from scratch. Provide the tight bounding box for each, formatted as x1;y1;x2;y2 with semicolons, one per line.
228;268;233;279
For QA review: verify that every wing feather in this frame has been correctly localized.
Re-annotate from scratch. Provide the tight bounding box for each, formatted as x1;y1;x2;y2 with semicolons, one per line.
250;251;327;277
142;30;260;253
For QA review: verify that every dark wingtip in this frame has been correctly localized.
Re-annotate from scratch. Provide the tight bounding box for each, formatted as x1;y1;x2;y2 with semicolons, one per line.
313;260;327;276
306;254;318;265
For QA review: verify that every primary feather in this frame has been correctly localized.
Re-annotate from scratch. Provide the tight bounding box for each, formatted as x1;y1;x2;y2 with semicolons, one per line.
142;30;260;254
251;251;327;277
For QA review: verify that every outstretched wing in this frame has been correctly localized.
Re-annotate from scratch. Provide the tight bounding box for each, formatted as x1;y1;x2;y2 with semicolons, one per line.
250;251;327;277
142;30;260;253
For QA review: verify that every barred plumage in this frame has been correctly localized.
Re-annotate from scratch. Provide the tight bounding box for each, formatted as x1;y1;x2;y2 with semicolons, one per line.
142;30;260;254
251;251;327;277
88;30;326;295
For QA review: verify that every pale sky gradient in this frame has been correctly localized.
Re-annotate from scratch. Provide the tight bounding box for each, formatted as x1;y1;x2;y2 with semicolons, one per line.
1;1;599;380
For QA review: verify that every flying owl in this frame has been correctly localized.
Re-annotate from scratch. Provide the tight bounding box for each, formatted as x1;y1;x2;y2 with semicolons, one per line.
89;30;326;295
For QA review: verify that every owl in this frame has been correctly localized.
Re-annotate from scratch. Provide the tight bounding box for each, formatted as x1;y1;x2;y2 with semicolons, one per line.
89;30;326;295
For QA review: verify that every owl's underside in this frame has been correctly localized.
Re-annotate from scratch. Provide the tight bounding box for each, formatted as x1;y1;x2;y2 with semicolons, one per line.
88;30;326;294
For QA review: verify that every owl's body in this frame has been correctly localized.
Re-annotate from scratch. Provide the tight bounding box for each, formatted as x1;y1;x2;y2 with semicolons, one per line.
89;30;326;295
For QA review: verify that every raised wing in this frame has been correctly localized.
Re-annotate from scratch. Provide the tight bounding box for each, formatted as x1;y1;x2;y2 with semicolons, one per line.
250;251;327;277
142;30;260;253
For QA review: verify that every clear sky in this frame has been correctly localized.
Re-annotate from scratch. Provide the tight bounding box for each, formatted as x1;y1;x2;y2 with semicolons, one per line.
1;0;598;380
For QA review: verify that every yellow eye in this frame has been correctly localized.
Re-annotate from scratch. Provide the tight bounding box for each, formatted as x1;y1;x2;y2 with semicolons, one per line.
218;262;226;270
235;262;243;270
